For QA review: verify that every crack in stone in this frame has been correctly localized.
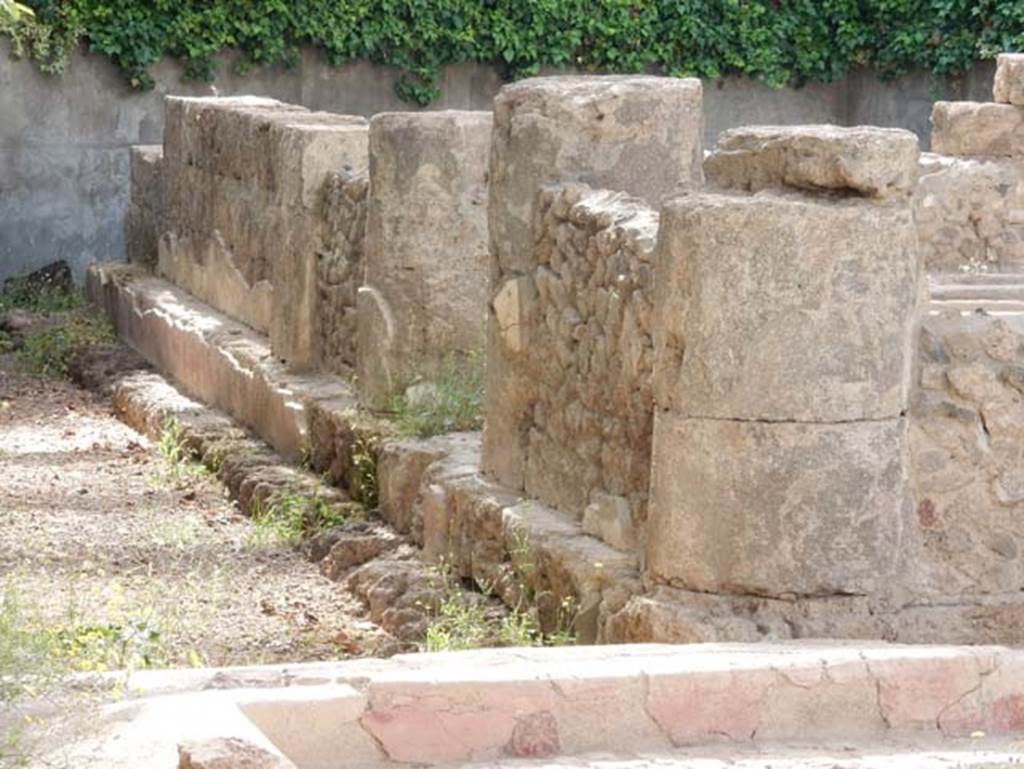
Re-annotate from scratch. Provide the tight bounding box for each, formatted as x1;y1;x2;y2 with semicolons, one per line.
659;410;906;426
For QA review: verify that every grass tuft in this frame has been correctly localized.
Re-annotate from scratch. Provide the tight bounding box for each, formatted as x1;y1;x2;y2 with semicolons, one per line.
389;352;483;438
247;489;359;547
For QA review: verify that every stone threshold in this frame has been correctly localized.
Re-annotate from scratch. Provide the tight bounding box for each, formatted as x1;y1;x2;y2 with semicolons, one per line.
86;262;641;643
57;642;1024;768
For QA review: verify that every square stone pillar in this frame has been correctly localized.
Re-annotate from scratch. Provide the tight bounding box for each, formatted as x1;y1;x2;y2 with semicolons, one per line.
356;111;492;408
646;125;922;597
482;75;704;490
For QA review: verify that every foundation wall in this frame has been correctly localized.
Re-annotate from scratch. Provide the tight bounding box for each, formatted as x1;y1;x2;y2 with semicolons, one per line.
908;302;1024;599
493;184;659;554
482;75;704;493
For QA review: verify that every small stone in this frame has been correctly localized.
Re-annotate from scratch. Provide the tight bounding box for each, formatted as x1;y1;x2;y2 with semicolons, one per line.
404;381;441;410
178;737;295;769
582;493;637;552
507;711;560;758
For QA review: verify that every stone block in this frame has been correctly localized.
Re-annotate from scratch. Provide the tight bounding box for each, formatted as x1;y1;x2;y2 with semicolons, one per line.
126;147;163;267
931;101;1024;157
268;208;327;367
264;111;369;210
705;125;919;198
652;192;919;421
157;228;275;334
646;413;912;596
993;53;1024;106
178;737;296;769
164;96;303;174
357;110;491;407
317;169;369;373
160;96;369;367
129;144;163;213
581;492;637;553
915;153;1024;273
488;75;704;275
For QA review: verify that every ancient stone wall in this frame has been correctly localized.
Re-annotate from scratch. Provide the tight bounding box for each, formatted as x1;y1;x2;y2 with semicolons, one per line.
916;154;1024;273
483;75;704;493
357;111;491;407
646;125;922;598
160;95;368;367
124;145;163;268
918;55;1024;274
316;169;368;374
908;287;1024;599
501;184;659;553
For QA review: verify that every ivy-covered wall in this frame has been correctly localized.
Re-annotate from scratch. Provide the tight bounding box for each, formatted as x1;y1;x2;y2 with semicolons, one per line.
3;0;1022;105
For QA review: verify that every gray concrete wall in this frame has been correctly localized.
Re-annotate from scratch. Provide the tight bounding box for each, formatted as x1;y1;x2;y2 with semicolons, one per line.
0;41;994;283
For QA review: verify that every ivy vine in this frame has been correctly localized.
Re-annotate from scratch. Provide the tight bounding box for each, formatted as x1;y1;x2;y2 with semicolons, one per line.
2;1;1022;104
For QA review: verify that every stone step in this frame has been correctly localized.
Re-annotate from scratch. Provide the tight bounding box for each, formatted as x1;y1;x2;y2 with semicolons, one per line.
86;261;642;644
454;740;1024;768
928;298;1024;316
86;262;357;461
930;273;1024;287
61;642;1024;769
930;282;1024;302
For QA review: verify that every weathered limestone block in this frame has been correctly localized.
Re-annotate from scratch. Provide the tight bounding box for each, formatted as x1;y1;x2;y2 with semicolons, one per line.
488;75;703;276
647;413;911;596
907;303;1024;599
915;154;1024;273
652;193;920;422
486;185;659;553
317;169;368;374
647;127;920;597
125;145;163;267
994;53;1024;106
706;125;919;198
931;101;1024;157
483;75;703;492
357;111;491;408
160;95;369;368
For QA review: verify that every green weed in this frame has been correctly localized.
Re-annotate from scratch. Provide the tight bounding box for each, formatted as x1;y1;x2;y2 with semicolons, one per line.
247;489;357;547
421;559;574;653
350;432;379;509
17;313;116;379
389;352;483;438
0;279;82;315
150;417;209;485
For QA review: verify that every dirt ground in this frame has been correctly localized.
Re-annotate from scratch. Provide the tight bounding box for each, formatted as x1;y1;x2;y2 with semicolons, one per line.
0;355;383;672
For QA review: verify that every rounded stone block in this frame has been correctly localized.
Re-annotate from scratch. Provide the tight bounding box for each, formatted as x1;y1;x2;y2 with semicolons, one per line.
488;75;704;274
358;110;492;408
652;192;919;422
931;102;1024;158
705;125;920;198
646;413;912;597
